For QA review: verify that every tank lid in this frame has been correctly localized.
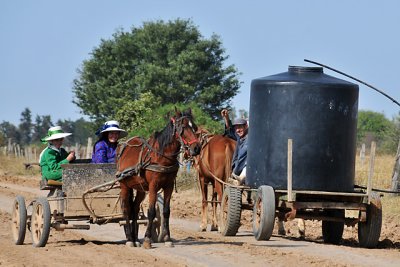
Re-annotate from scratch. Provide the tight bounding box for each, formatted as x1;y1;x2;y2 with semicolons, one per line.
289;66;323;73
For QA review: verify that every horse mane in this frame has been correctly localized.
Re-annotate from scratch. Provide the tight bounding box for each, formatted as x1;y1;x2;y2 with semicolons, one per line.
153;120;175;153
152;109;197;153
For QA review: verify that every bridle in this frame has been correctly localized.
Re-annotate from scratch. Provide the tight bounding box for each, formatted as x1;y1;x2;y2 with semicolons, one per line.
171;115;199;153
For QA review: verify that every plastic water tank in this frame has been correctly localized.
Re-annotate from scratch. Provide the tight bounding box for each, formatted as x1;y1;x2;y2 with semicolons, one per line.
247;66;359;192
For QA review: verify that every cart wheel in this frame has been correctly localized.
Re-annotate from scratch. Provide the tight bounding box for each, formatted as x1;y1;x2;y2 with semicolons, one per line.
152;194;165;243
220;186;242;236
253;185;275;241
31;197;51;247
11;195;27;245
358;192;382;248
322;209;345;244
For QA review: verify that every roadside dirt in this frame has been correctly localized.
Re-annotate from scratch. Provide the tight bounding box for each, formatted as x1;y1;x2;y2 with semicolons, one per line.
0;174;399;267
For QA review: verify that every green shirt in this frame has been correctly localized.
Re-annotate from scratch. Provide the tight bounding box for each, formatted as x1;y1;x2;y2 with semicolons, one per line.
39;146;69;181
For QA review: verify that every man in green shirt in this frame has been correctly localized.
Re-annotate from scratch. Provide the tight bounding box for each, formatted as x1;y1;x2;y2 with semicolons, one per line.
39;126;75;181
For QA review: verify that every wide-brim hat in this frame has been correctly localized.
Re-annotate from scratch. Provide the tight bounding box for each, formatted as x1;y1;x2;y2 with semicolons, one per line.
97;120;128;138
232;118;248;126
41;126;72;142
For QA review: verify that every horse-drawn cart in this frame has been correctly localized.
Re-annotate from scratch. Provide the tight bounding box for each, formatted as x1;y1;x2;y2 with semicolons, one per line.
11;159;163;247
219;140;382;248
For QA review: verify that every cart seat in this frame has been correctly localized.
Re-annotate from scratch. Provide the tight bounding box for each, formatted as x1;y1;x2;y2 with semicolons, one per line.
39;179;63;190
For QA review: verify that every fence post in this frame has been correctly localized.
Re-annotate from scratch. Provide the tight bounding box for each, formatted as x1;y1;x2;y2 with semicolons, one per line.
86;137;92;159
360;143;366;167
391;139;400;192
7;138;12;156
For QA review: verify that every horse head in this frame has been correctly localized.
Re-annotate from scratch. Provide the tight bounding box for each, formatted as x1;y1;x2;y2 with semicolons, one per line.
172;107;201;156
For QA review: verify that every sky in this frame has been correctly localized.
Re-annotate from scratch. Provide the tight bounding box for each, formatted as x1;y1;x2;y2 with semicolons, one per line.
1;1;400;126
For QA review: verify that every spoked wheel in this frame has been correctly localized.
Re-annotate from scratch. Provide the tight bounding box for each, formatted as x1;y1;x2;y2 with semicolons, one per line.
322;209;345;244
31;197;51;247
252;185;275;241
358;192;382;248
219;186;242;236
11;195;27;245
152;194;165;243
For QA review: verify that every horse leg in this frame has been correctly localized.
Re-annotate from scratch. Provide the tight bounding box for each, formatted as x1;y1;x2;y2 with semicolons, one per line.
120;185;136;246
199;177;208;232
132;190;146;246
210;186;218;231
277;218;286;236
143;188;157;249
297;219;305;239
213;181;224;232
159;185;174;245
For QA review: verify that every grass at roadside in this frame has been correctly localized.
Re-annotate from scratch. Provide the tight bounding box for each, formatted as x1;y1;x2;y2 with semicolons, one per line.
355;153;400;220
0;155;40;176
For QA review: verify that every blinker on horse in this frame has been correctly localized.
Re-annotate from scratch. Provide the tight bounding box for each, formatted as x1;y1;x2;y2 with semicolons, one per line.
115;108;200;248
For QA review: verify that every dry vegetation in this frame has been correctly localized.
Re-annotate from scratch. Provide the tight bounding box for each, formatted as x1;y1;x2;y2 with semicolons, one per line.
1;151;399;221
355;153;400;220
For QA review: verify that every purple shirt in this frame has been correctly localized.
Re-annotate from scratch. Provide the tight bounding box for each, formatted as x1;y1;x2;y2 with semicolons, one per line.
91;140;117;163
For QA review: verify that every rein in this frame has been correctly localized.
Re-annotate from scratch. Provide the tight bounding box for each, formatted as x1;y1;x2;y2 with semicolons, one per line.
115;137;180;179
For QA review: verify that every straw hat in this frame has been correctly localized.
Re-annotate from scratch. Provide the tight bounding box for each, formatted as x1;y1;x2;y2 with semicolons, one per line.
96;120;128;138
41;126;72;142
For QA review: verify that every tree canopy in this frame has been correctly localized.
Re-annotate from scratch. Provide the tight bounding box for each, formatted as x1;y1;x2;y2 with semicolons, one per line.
114;92;223;139
72;19;241;123
357;110;399;153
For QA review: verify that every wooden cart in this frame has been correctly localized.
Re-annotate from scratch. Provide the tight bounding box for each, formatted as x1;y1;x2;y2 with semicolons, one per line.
219;140;382;248
11;160;163;247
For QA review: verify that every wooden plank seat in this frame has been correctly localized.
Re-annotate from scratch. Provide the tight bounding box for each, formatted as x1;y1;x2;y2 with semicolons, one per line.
39;179;63;190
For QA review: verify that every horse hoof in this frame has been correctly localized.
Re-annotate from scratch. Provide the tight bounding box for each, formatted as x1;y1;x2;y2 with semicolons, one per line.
126;241;134;247
210;225;218;232
143;240;152;249
278;230;286;236
199;227;207;232
165;241;174;248
135;241;141;247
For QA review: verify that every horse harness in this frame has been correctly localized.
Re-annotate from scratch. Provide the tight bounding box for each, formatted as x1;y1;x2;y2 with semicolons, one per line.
115;115;197;181
115;137;180;181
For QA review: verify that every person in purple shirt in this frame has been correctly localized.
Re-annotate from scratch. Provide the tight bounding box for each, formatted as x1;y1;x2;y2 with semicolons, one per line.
91;120;128;163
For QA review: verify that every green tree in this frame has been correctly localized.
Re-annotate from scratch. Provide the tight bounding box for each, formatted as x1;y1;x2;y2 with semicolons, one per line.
115;92;161;134
72;118;94;145
19;108;32;145
32;115;53;144
382;112;400;153
56;118;94;146
73;19;241;122
116;100;223;139
357;110;394;151
0;121;20;144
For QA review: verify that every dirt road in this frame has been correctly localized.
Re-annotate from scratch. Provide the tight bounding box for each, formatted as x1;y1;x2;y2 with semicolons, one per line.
0;175;399;267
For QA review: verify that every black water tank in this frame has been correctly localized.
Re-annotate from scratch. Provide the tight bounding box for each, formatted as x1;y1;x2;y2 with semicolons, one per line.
247;66;359;192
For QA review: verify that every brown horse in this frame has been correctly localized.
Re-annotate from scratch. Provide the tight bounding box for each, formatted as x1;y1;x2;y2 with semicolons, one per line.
192;131;236;232
115;108;201;248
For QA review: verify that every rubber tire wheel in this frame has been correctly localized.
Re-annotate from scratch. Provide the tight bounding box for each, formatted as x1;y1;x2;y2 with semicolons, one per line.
322;209;345;244
152;194;165;243
358;192;382;248
220;187;242;236
253;185;275;241
11;195;27;245
31;197;51;247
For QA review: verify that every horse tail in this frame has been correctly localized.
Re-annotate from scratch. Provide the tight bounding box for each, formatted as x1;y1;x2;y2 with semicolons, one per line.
224;139;234;183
